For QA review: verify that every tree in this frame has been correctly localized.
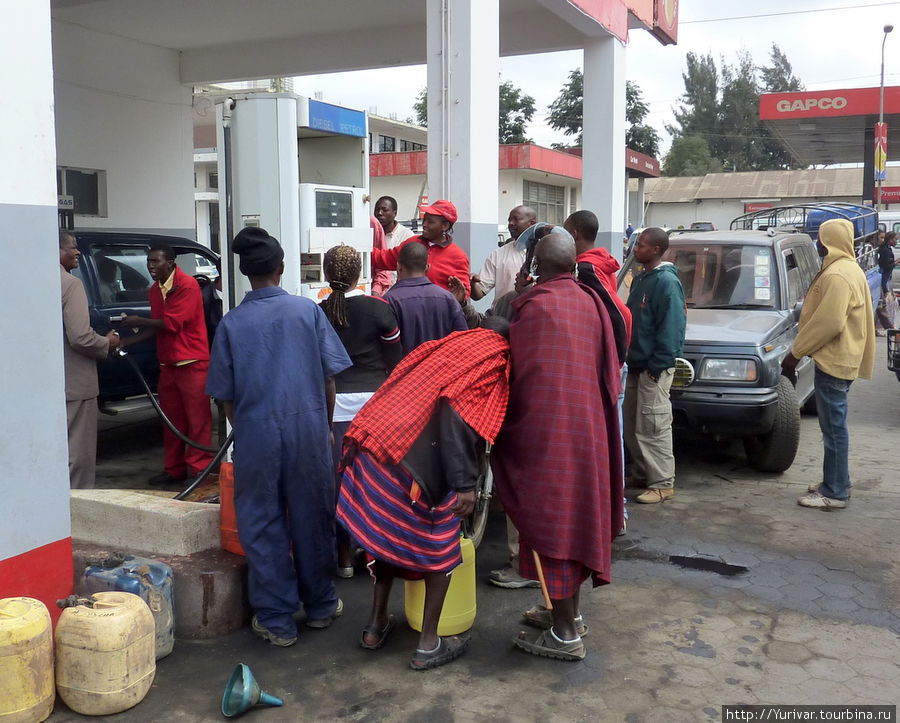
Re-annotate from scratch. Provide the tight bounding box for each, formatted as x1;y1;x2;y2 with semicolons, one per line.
547;69;584;144
407;80;536;144
547;71;661;156
662;135;723;177
625;81;661;157
498;80;536;144
665;45;805;173
760;43;803;93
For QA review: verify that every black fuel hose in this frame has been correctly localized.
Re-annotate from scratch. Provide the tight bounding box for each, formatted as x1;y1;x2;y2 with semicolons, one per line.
116;349;221;453
174;429;233;501
115;348;235;500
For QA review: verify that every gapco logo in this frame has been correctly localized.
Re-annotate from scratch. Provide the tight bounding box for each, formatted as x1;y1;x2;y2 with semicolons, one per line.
776;96;848;112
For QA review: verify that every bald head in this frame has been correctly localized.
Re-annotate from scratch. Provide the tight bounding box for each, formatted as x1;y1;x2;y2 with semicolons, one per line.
534;231;576;281
508;205;538;240
397;240;429;278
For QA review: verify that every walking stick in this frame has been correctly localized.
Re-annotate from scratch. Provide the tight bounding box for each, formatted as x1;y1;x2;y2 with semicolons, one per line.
532;550;553;611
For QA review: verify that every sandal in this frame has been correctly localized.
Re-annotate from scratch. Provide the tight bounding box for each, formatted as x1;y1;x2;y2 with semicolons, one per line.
409;635;470;671
521;605;589;637
513;628;585;661
359;615;395;650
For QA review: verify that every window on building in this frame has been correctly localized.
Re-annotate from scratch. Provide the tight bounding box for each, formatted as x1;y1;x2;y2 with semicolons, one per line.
378;135;396;152
399;140;426;152
523;180;565;224
208;172;218;190
57;166;107;217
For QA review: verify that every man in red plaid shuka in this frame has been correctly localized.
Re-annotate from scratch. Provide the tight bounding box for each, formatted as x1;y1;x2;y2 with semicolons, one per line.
492;231;624;662
338;324;510;670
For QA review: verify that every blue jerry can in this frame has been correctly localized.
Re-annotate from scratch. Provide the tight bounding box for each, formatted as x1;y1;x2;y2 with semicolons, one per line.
78;553;175;659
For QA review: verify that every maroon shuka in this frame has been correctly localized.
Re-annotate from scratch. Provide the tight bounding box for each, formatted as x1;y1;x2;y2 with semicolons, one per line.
492;273;624;586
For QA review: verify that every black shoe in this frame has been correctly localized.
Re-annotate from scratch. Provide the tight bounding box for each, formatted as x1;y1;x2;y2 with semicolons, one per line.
148;472;187;486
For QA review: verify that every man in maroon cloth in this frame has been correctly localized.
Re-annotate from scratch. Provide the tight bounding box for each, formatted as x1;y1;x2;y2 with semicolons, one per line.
492;231;623;662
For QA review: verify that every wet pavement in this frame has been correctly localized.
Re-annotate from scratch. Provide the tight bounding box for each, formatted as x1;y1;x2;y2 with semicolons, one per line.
51;339;900;721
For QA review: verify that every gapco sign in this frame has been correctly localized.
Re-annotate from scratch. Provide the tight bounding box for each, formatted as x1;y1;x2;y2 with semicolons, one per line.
775;97;847;113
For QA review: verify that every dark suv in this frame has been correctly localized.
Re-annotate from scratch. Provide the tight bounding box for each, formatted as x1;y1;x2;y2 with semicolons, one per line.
70;232;219;413
618;229;820;473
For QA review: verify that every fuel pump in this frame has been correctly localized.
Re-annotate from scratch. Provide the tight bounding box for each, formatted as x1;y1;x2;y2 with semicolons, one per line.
215;92;372;312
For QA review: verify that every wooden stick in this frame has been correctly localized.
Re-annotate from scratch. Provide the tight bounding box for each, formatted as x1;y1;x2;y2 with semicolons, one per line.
531;550;553;611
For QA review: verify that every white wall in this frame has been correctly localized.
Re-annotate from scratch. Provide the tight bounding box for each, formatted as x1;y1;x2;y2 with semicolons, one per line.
52;21;195;236
0;1;71;566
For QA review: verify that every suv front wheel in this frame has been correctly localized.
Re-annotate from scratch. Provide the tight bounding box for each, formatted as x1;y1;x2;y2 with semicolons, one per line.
743;376;801;473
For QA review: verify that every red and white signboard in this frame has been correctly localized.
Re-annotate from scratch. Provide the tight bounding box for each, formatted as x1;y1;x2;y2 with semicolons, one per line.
744;202;774;213
625;148;660;177
760;87;900;119
876;186;900;203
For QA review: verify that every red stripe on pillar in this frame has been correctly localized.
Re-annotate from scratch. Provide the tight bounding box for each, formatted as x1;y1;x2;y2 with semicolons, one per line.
0;538;73;625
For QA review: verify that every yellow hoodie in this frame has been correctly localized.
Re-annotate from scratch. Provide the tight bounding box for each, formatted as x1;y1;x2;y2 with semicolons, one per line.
791;219;875;380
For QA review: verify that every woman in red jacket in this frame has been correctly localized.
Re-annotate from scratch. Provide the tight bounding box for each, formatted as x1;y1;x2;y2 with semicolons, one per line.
371;200;471;297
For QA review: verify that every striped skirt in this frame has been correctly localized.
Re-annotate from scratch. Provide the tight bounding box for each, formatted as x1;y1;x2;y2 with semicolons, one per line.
337;449;462;575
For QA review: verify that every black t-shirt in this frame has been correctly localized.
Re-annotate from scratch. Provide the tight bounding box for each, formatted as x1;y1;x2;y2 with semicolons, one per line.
321;294;401;393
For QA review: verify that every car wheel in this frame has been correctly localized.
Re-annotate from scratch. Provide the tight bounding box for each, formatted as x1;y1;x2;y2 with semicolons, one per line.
743;376;800;473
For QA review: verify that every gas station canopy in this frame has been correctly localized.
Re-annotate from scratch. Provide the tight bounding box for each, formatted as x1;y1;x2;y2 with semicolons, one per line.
760;86;900;166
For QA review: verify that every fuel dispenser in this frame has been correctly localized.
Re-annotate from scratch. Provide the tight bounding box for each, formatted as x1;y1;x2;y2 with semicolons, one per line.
215;92;371;309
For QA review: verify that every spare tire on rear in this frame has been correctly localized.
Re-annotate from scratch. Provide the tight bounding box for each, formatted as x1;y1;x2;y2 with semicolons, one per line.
743;375;800;473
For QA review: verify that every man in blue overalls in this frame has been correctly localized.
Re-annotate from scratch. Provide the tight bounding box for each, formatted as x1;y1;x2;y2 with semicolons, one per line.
206;227;352;646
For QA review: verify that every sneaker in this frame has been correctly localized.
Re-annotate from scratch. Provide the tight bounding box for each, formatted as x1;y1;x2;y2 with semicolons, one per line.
797;491;847;510
147;472;186;486
489;566;541;589
806;483;851;499
251;615;297;647
635;488;674;504
306;598;343;629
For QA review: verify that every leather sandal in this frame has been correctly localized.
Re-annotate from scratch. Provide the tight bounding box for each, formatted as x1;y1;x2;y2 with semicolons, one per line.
513;628;585;661
359;615;394;650
409;635;470;670
521;604;588;636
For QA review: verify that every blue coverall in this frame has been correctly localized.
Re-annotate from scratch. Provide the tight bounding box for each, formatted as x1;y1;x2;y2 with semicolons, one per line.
206;287;351;638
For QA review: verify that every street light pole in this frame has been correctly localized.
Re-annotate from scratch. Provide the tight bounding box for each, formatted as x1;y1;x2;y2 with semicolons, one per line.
878;24;893;210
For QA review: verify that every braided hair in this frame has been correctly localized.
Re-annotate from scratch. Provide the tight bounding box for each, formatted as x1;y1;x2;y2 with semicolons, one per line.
322;244;362;328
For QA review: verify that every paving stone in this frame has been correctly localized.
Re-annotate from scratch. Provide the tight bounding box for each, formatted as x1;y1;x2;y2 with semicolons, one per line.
819;569;863;585
764;641;814;664
815;582;859;599
846;654;900;680
816;597;861;614
802;657;859;683
780;583;823;604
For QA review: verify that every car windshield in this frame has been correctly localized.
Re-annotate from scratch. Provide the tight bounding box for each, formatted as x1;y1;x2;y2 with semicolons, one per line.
662;244;780;309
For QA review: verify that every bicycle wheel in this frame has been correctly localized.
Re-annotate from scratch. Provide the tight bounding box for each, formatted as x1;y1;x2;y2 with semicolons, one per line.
462;445;493;548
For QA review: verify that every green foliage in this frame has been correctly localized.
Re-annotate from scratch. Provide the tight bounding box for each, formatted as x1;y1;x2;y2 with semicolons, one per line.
662;135;723;177
407;81;536;143
547;71;660;156
665;44;806;174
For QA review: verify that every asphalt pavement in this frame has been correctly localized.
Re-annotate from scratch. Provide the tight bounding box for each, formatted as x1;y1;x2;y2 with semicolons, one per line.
52;337;900;721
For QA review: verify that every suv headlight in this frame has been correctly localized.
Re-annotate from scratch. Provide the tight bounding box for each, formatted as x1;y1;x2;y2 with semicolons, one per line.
699;358;758;381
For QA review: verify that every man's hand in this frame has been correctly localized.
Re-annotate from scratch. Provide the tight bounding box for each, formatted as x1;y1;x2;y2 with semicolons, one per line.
105;331;121;352
781;352;799;383
447;276;468;304
451;491;475;518
120;315;145;327
470;273;481;285
514;271;531;294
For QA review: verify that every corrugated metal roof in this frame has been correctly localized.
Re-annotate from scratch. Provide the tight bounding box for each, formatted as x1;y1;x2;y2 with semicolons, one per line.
637;166;900;202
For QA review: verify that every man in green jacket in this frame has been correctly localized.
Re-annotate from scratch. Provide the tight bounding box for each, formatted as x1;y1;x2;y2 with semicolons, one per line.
623;228;686;504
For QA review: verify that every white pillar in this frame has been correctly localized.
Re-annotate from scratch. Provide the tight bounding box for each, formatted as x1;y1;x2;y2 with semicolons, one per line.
0;0;73;614
582;34;626;261
426;0;499;279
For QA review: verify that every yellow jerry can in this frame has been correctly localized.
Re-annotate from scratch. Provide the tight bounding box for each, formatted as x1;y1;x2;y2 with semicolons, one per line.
55;592;156;716
0;597;54;723
404;535;476;636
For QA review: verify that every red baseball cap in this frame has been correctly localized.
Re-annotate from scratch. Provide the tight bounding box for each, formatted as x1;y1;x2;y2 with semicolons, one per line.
419;199;458;224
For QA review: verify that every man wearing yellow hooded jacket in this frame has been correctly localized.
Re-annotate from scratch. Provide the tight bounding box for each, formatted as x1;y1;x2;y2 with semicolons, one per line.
782;219;875;509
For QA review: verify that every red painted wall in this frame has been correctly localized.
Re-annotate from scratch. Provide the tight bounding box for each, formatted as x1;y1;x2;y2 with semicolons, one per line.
0;537;73;625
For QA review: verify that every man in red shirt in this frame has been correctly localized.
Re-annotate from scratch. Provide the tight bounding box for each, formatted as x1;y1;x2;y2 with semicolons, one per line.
122;243;213;485
371;200;471;297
